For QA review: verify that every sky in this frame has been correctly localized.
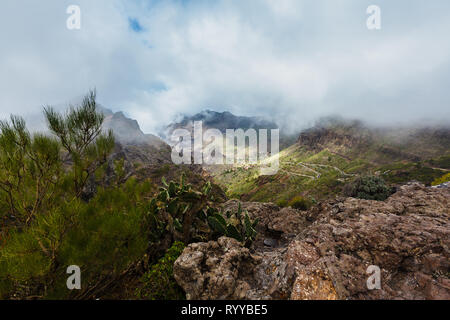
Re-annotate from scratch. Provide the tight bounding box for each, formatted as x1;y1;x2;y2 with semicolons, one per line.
0;0;449;134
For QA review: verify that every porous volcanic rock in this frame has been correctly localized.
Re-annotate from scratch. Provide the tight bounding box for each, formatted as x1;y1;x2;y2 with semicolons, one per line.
290;182;450;300
173;237;259;300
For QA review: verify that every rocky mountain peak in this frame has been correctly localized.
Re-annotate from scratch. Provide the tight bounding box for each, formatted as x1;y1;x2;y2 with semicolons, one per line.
100;107;166;149
163;110;279;138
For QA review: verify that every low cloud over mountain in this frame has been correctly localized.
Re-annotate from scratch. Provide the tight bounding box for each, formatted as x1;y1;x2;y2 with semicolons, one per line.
1;1;450;133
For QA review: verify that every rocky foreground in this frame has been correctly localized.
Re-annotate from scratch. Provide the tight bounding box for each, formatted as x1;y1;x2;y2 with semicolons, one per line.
174;183;450;300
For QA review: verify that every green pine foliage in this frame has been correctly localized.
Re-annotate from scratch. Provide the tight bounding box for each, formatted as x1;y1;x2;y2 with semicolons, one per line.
0;116;63;225
0;91;154;299
43;89;115;198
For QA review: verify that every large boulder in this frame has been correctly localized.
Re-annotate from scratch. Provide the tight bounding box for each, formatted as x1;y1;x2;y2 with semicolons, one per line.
173;237;295;300
173;237;259;300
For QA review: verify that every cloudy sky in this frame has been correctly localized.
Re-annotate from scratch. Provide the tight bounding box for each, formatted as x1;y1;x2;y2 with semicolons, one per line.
1;0;449;133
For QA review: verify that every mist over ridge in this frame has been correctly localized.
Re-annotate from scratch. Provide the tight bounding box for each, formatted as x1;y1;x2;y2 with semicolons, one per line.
1;1;450;133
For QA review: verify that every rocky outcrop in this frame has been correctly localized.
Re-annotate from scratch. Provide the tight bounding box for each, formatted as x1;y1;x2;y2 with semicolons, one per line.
173;236;295;300
293;182;450;300
173;237;259;300
173;200;307;300
174;183;450;300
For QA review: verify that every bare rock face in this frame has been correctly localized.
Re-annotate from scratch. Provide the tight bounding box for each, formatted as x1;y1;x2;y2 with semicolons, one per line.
291;182;450;300
174;183;450;300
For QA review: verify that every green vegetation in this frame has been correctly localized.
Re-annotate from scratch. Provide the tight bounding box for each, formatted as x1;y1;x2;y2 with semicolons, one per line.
343;175;394;201
208;203;258;248
0;91;251;300
150;176;259;248
136;241;186;300
1;92;447;299
427;155;450;170
276;199;288;207
379;162;444;186
0;91;154;299
43;90;115;198
149;174;220;244
288;196;313;211
432;173;450;186
211;129;449;204
214;147;357;203
153;163;171;176
0;116;62;225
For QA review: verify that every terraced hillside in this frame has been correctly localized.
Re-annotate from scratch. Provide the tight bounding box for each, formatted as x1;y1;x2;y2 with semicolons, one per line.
210;118;450;205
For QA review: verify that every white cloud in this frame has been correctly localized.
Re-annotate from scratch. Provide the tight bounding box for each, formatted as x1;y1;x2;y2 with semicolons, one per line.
0;0;449;133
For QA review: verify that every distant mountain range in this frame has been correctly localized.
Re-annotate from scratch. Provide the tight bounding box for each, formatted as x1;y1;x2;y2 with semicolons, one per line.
22;100;296;149
162;109;298;149
162;110;278;137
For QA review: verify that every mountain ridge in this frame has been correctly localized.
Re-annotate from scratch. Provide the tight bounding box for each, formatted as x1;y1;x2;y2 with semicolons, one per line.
210;116;450;203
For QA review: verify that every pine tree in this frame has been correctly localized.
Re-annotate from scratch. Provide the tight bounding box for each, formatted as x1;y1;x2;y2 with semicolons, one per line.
0;116;62;225
0;90;121;299
43;89;115;198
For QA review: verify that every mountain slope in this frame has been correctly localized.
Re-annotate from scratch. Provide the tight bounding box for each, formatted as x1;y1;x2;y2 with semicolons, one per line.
211;117;450;203
100;107;167;149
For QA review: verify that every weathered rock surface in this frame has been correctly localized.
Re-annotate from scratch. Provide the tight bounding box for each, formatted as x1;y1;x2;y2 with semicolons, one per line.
173;237;259;300
293;182;450;300
174;183;450;300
